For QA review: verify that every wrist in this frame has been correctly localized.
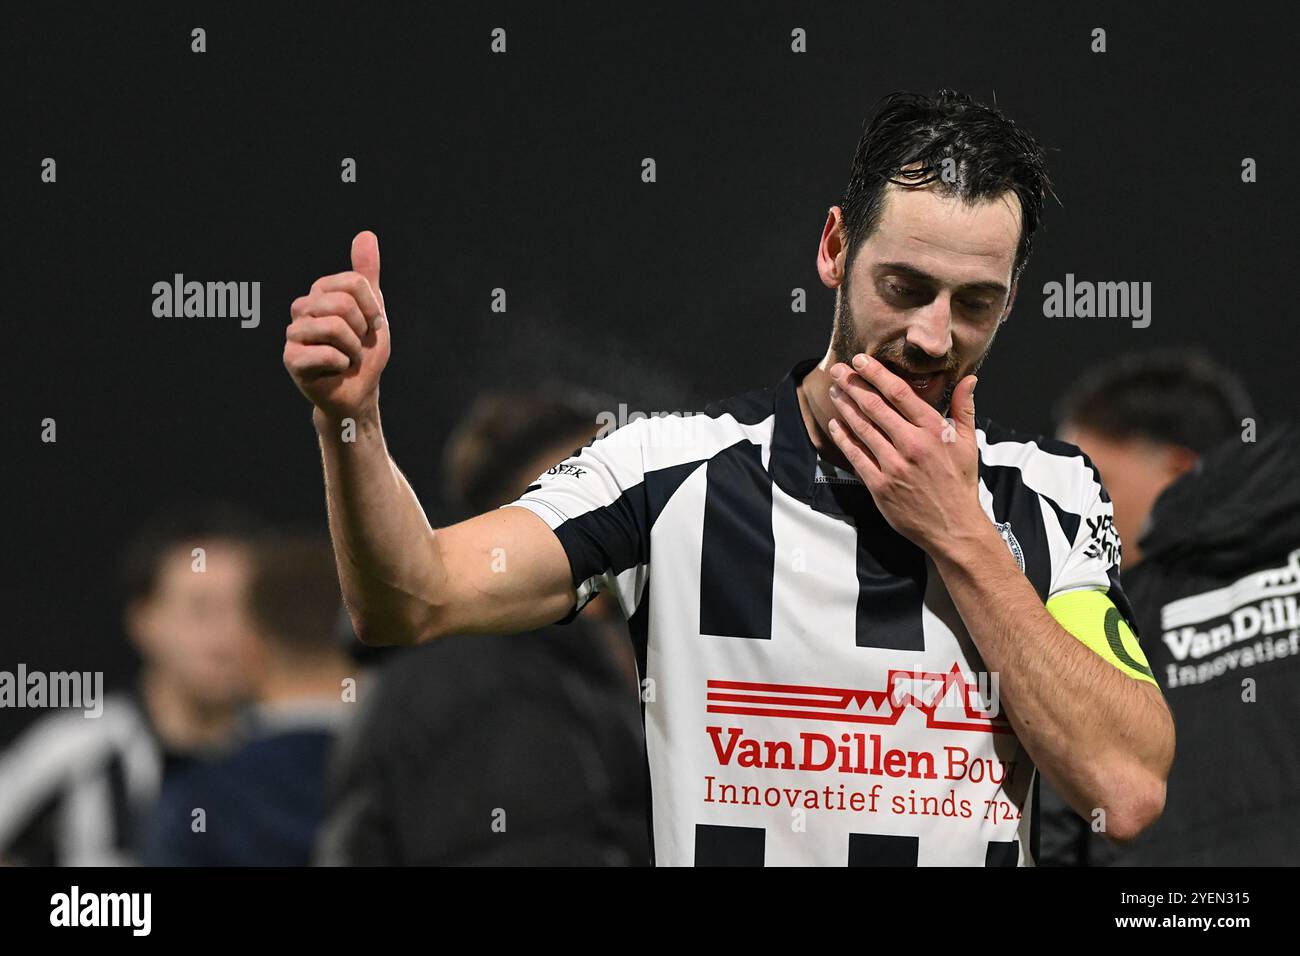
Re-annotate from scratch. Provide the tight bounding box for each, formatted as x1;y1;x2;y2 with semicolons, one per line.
929;508;1002;568
313;397;381;439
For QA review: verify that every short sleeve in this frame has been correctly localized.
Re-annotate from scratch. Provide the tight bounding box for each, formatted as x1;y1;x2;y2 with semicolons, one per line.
1050;461;1125;599
503;419;654;620
1046;459;1156;685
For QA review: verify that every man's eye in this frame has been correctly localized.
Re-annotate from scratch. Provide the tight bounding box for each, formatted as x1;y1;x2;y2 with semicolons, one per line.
961;298;994;313
886;281;916;297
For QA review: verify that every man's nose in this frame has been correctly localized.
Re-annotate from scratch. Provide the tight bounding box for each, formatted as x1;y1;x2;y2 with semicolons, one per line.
906;295;954;359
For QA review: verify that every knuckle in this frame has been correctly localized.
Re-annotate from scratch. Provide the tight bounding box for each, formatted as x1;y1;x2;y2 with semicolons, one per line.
330;319;359;345
343;302;367;329
320;323;348;348
340;293;361;315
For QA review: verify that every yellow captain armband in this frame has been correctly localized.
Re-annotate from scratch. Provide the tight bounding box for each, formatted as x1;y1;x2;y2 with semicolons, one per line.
1045;587;1158;686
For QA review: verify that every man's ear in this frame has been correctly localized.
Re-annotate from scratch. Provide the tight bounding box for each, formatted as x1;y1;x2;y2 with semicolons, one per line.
1165;444;1199;481
816;206;848;289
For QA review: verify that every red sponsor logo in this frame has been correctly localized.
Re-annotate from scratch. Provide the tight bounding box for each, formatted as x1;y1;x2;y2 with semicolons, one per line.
706;663;1010;734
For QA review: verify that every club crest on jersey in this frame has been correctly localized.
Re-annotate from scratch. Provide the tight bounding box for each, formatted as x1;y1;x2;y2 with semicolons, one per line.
995;521;1025;572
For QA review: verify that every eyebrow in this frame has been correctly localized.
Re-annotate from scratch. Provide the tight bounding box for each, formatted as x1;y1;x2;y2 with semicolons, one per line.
876;261;1008;297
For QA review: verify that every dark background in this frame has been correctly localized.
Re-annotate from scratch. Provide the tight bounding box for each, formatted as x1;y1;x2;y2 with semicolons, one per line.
5;2;1297;742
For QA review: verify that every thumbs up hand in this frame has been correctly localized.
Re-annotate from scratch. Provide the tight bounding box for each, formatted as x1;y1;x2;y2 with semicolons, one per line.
284;230;392;422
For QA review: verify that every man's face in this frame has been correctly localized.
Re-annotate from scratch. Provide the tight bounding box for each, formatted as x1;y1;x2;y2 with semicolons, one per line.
826;182;1021;413
128;540;257;707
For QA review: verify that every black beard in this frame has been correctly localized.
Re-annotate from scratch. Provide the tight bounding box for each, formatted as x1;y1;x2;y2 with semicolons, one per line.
830;287;963;415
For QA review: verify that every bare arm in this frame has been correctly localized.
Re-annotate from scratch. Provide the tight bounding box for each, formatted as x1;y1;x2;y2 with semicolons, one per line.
314;403;575;644
930;525;1173;842
286;232;576;646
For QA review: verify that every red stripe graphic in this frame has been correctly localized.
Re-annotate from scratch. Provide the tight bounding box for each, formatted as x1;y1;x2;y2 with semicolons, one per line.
706;663;1011;734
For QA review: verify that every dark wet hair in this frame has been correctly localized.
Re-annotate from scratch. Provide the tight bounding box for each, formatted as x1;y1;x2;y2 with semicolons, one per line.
840;89;1055;280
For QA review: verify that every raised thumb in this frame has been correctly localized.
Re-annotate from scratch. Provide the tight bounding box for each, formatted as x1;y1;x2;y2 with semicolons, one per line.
350;230;381;293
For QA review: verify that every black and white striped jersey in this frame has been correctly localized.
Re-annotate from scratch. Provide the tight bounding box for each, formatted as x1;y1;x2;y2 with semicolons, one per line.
0;693;163;866
508;358;1134;866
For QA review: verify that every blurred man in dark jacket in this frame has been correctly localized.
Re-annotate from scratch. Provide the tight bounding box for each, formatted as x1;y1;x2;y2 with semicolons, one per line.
315;391;649;865
141;534;355;865
1041;349;1300;865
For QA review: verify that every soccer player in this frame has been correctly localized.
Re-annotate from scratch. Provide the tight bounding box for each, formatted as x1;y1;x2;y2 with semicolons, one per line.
282;90;1174;866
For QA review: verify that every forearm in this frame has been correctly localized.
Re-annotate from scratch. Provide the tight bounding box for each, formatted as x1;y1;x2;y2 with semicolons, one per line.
314;400;444;645
931;522;1173;839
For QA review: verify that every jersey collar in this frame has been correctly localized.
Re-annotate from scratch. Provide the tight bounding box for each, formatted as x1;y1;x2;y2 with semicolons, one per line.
771;358;880;521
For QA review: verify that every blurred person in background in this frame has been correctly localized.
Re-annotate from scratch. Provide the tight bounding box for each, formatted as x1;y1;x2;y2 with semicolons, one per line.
0;502;259;865
315;390;649;865
1039;349;1300;865
140;534;354;865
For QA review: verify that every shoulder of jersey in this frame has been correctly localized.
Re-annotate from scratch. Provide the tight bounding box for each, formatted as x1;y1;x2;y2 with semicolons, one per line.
586;383;778;466
976;415;1107;503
